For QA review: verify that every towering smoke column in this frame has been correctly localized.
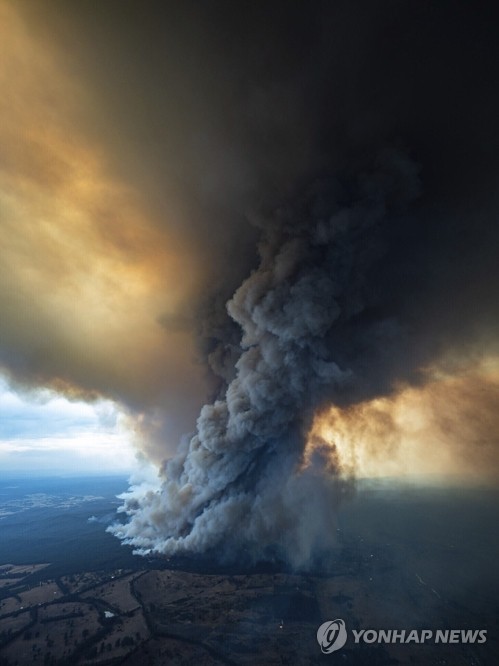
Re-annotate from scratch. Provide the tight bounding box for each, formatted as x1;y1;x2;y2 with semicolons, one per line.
111;152;420;567
4;1;499;565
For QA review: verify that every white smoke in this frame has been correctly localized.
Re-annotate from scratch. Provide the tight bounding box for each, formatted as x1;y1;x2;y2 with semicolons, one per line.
110;152;420;568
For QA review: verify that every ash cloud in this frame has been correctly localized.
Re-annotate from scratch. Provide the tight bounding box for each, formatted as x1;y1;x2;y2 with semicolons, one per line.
4;1;499;565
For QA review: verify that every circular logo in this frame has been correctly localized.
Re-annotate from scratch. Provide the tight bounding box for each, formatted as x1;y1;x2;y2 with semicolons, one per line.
317;619;348;654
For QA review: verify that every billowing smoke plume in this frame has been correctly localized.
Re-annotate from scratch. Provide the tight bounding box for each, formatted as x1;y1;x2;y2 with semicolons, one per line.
3;2;499;566
110;152;422;567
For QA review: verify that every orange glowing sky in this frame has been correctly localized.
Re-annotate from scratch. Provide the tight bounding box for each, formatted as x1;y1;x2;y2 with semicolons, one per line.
0;1;207;469
305;359;499;481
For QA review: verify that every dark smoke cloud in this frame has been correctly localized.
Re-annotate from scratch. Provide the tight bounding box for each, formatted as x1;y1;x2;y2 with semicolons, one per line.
12;0;499;381
5;1;499;564
110;152;437;566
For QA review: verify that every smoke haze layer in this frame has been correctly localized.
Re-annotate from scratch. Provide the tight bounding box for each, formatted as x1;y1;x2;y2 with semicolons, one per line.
2;1;499;565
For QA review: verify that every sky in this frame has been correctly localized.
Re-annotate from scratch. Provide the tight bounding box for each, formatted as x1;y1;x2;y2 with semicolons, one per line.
1;0;499;560
0;377;136;474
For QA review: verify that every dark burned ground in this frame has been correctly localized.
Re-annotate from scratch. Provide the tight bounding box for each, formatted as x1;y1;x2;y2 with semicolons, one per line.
120;543;498;666
2;531;497;666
